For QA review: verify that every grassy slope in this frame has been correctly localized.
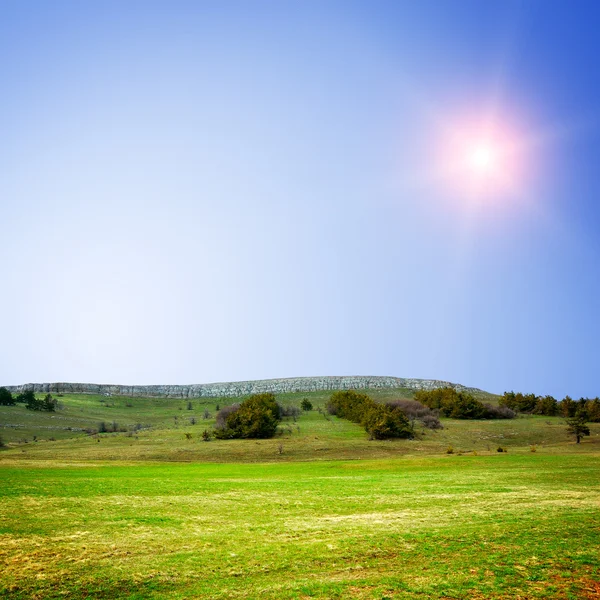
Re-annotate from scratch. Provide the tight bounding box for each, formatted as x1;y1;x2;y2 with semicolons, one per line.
0;389;599;462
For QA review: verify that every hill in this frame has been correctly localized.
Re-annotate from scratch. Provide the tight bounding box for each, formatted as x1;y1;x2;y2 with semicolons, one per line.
0;383;597;462
4;375;486;398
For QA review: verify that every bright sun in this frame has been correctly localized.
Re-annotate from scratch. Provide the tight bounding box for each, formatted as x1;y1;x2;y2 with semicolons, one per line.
468;143;497;172
436;120;523;200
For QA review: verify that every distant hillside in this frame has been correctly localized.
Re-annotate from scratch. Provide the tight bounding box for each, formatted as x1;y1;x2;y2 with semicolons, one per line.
4;376;485;399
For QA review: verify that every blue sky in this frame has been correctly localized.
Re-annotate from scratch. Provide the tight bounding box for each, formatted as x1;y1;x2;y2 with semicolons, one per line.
2;0;600;397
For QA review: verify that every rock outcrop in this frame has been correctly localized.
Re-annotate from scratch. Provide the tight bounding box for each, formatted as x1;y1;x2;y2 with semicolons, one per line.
4;376;484;398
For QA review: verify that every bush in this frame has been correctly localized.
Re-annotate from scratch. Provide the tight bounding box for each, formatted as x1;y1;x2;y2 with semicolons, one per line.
421;414;444;429
214;394;281;439
386;399;443;429
300;399;313;411
0;387;15;406
215;404;240;429
482;403;516;419
279;405;301;418
201;429;212;441
327;390;372;422
362;404;413;440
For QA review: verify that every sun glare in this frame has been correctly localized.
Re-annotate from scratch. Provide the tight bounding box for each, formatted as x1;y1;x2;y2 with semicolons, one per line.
468;144;496;172
435;119;525;202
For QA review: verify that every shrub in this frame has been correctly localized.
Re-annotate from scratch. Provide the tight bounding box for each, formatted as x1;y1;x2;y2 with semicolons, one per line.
279;405;301;418
446;446;454;454
362;404;413;440
201;429;212;441
214;394;281;439
187;401;193;410
215;404;240;429
386;399;443;429
300;398;313;411
203;408;211;420
184;432;192;440
327;390;372;422
0;387;15;406
482;403;516;419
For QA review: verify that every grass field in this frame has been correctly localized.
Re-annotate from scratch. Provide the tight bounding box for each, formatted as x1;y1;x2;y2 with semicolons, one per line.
1;390;599;598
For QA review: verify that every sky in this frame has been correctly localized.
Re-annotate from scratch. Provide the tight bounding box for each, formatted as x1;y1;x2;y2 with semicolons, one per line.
2;0;600;398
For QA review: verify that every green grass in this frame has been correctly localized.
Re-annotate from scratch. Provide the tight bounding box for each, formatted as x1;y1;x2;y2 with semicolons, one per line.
1;389;599;598
1;454;599;599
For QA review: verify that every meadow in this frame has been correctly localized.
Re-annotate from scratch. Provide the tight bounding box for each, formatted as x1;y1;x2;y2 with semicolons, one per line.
1;389;599;598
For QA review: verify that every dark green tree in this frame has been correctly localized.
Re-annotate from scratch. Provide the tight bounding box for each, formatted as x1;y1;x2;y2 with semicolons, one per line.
300;398;313;411
16;390;36;405
0;387;15;406
566;410;590;444
24;393;56;412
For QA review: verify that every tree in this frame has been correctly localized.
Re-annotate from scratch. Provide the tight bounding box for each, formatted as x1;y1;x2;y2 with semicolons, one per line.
533;395;558;416
300;398;313;411
560;396;577;418
586;398;600;423
24;393;56;412
16;390;36;405
499;391;537;413
0;387;15;406
566;410;590;444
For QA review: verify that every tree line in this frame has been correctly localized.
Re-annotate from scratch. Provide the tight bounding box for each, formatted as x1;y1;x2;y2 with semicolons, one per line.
414;388;516;419
500;391;600;421
0;388;57;411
